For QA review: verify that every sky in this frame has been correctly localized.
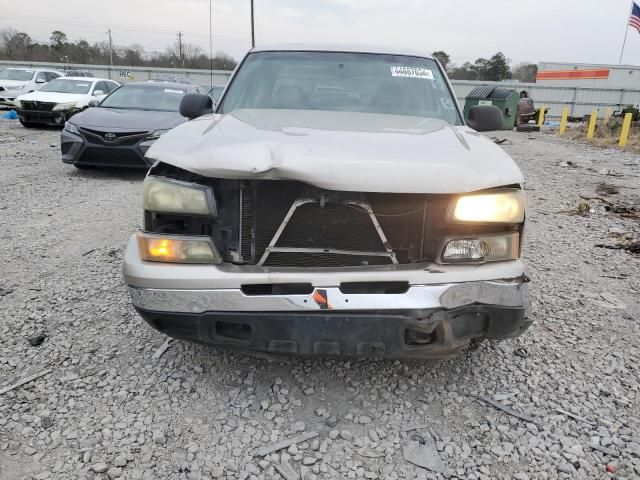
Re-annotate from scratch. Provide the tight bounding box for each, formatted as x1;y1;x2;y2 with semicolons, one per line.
3;0;640;67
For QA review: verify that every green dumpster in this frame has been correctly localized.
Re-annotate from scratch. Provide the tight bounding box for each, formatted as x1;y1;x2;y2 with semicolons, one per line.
463;86;519;130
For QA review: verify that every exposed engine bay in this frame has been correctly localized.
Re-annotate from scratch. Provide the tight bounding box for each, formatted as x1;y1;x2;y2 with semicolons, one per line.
144;162;520;268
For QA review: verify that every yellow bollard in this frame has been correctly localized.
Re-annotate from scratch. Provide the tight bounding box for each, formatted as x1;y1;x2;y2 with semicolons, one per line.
559;107;569;135
587;110;598;140
619;112;633;147
604;107;613;125
537;105;546;127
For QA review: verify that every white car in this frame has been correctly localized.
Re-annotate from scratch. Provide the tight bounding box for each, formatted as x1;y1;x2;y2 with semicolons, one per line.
0;67;64;107
122;45;531;359
16;77;120;127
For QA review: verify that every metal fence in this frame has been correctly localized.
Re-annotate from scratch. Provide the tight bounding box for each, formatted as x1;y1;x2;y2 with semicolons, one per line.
0;60;232;88
2;60;639;118
450;80;640;118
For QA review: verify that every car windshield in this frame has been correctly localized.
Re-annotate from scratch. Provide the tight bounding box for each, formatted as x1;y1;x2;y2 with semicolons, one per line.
0;68;35;81
40;79;92;94
220;51;461;124
99;84;186;111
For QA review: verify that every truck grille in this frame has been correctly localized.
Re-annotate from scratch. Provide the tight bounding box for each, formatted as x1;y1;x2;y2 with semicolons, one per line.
275;203;387;252
239;184;255;262
264;252;392;268
240;181;429;268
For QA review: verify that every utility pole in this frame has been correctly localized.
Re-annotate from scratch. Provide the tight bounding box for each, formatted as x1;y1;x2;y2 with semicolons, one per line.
250;0;255;48
177;31;184;69
107;29;113;66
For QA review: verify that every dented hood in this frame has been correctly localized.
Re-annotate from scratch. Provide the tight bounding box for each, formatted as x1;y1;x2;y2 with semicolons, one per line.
146;109;523;194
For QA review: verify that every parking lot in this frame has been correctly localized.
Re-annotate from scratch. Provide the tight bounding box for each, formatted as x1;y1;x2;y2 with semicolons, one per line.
0;120;638;479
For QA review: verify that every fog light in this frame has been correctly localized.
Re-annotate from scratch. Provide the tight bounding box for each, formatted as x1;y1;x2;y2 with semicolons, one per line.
137;233;222;264
441;233;519;263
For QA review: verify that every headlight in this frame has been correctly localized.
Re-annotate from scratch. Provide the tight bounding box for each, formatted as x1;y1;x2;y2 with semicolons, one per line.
146;129;169;140
53;102;77;111
452;191;525;223
137;233;222;264
64;122;80;135
441;233;520;264
143;176;216;216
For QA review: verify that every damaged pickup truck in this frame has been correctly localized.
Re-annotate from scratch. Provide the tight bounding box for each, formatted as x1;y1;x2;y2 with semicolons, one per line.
122;45;531;358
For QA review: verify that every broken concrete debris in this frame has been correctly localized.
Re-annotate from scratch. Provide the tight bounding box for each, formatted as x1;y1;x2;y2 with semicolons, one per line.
253;432;319;457
0;369;53;396
402;431;446;473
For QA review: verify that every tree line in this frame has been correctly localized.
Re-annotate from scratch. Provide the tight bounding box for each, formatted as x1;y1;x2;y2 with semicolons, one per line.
0;29;237;71
432;51;538;83
0;29;538;82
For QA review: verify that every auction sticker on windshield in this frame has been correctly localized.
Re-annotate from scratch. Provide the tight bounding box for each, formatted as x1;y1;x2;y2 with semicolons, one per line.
390;66;434;80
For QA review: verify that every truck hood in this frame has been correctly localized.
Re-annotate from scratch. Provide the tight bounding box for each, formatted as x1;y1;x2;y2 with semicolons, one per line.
17;91;88;104
70;107;185;131
146;109;524;194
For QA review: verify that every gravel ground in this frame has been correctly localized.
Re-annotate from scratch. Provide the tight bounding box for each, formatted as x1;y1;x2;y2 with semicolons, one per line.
0;120;638;480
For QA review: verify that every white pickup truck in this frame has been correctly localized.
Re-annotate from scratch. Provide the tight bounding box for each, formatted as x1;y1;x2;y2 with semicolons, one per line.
122;44;531;359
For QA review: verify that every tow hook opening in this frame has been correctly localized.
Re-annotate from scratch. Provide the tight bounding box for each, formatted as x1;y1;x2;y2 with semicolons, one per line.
404;327;438;346
215;321;253;343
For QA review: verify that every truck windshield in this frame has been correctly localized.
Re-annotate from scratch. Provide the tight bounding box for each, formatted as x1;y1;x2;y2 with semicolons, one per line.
0;69;35;81
99;84;186;111
220;51;461;124
40;79;91;94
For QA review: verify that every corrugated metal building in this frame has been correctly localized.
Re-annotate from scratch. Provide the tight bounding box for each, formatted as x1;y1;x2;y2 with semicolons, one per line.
451;78;640;118
537;61;640;88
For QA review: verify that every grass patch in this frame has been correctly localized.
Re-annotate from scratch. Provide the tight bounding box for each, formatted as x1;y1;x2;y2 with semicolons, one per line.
560;118;640;153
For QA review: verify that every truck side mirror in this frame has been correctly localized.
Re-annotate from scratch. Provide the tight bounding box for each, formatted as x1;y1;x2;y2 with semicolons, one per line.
180;93;213;119
467;105;504;132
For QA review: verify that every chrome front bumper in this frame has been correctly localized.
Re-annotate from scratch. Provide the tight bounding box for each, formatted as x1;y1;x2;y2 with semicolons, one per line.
128;280;529;314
